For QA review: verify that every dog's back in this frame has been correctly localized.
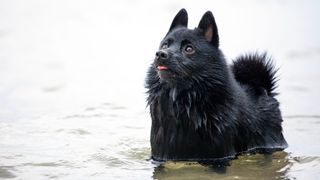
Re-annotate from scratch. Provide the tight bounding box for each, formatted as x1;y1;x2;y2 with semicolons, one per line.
231;54;287;153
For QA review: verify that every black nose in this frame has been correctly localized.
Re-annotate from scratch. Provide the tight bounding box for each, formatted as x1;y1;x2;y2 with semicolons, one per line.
155;50;169;60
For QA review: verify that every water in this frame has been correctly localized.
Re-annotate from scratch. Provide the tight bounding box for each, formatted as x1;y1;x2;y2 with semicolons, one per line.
1;0;320;179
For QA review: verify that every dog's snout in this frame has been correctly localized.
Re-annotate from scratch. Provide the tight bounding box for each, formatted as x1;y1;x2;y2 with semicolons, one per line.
155;50;169;60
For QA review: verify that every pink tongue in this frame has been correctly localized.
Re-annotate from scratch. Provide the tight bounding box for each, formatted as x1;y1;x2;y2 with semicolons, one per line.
157;66;168;70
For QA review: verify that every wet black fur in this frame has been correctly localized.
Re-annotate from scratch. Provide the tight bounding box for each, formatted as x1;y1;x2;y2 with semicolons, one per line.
145;9;287;163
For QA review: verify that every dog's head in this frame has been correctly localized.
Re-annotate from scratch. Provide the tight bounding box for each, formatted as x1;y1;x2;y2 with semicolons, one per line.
154;9;222;84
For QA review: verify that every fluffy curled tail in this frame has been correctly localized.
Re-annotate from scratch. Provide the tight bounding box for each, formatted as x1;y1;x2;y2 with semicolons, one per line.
231;53;278;97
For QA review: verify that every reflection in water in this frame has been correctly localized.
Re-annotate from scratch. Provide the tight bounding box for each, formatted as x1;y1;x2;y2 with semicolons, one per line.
153;152;290;180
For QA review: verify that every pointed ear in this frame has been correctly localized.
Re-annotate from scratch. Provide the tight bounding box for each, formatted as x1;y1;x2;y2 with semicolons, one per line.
198;11;219;48
168;9;188;32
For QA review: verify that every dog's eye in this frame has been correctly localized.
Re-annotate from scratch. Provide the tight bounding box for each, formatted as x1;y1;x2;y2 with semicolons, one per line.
161;43;168;49
184;45;195;54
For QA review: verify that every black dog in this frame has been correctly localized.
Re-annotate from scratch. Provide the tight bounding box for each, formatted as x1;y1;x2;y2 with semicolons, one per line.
146;9;287;163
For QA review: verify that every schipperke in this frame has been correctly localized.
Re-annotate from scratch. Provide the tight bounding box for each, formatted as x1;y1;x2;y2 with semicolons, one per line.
145;9;287;164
